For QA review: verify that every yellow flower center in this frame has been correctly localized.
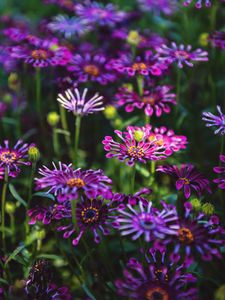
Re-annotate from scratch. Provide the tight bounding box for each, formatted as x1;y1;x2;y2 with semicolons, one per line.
127;146;145;159
178;227;194;244
0;151;17;164
179;177;190;185
142;96;155;105
145;286;169;300
174;50;189;60
31;49;49;60
66;178;85;188
81;207;99;224
132;62;148;71
83;64;100;76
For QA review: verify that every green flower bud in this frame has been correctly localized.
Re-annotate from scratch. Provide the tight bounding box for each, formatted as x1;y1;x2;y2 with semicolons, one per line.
114;118;123;128
190;198;201;211
104;105;117;120
3;93;13;104
134;130;144;142
5;202;16;214
28;146;40;162
215;285;225;300
8;73;20;91
47;111;60;126
202;202;214;215
127;30;141;46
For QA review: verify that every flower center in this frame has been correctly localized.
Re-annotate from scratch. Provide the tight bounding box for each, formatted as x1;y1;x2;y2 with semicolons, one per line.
178;227;194;244
174;50;189;60
83;64;100;76
145;286;169;300
132;62;148;71
66;178;85;188
142;96;156;105
31;49;50;60
127;146;145;159
81;207;99;224
0;151;17;164
179;177;190;185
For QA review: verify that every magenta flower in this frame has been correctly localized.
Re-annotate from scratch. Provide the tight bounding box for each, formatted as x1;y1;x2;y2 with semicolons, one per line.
138;0;177;15
213;155;225;189
0;168;4;180
157;164;211;199
183;0;211;8
111;187;152;206
102;126;171;166
115;201;179;242
3;27;28;42
157;42;208;68
115;85;176;117
0;140;31;176
210;31;225;50
202;105;225;135
35;162;112;202
67;52;116;85
74;1;126;27
115;247;198;300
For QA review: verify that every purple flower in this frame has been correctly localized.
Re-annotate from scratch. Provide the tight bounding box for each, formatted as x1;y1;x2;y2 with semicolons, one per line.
112;188;152;206
170;202;225;262
157;164;211;199
157;42;208;68
202;105;225;135
57;87;105;116
35;162;112;202
3;27;28;42
138;0;177;15
115;201;179;242
213;155;225;189
74;1;126;27
183;0;211;8
10;38;71;68
115;247;198;299
115;85;176;117
0;46;18;72
109;50;167;77
210;31;225;50
0;140;31;176
67;52;116;85
48;15;91;39
102;126;171;166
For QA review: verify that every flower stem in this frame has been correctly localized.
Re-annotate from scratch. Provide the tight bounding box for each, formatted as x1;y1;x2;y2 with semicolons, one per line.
137;75;143;96
130;166;136;194
74;115;82;166
35;67;41;114
53;127;60;157
26;162;36;235
71;199;78;230
145;115;150;125
59;105;71;147
1;169;8;252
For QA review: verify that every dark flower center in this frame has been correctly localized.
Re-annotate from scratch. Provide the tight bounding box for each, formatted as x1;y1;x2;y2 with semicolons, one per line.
0;150;17;164
145;286;169;300
81;207;99;224
132;62;148;71
179;177;190;185
178;227;194;244
31;49;50;60
84;64;100;76
174;50;189;60
66;178;85;188
127;146;145;159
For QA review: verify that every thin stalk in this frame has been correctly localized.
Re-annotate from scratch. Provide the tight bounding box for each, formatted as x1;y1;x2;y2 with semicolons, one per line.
130;166;136;194
9;213;15;244
210;2;218;31
1;169;9;252
59;105;71;147
145;115;150;125
137;75;143;96
53;127;60;157
26;162;36;235
71;199;78;230
219;135;224;214
74;115;82;166
35;67;41;114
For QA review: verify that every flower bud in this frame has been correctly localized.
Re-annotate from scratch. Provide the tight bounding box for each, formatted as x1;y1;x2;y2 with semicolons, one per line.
190;198;201;211
127;30;141;46
202;202;214;215
134;130;144;142
215;285;225;300
8;73;20;91
199;33;209;47
47;111;60;126
28;146;40;163
5;202;16;214
104;105;117;120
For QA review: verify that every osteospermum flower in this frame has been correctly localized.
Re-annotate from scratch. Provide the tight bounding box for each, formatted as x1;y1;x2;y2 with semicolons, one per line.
67;52;116;85
35;162;112;201
157;42;208;68
213;155;225;189
57;87;105;116
115;85;176;117
3;27;28;42
74;1;126;27
157;164;211;199
102;126;172;166
202;105;225;135
115;247;198;299
10;38;71;68
183;0;211;8
138;0;177;15
115;201;179;242
0;140;31;176
170;202;225;262
112;187;152;206
48;15;91;39
210;31;225;50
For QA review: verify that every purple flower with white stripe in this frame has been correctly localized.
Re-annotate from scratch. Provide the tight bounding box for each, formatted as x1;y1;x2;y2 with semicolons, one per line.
202;105;225;135
157;42;208;68
115;201;179;242
157;164;211;199
111;188;152;206
213;155;225;189
57;87;105;116
183;0;211;8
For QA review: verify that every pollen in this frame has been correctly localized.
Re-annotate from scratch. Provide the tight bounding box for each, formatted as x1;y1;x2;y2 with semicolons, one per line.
66;178;85;188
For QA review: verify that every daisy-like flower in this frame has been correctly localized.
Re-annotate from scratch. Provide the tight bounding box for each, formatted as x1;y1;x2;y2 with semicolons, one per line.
183;0;211;8
170;202;225;262
57;87;105;116
109;51;167;77
10;38;71;68
35;162;112;202
3;27;28;42
0;140;31;176
112;187;152;207
102;126;172;166
67;52;116;85
157;42;208;68
74;1;126;27
115;85;176;117
210;31;225;50
48;15;91;39
115;201;179;242
157;164;211;199
213;155;225;189
202;105;225;135
115;247;198;300
137;0;177;15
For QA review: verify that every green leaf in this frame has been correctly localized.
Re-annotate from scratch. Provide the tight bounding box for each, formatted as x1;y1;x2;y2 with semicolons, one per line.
55;128;71;136
5;245;26;266
9;184;27;207
82;284;97;300
32;192;55;201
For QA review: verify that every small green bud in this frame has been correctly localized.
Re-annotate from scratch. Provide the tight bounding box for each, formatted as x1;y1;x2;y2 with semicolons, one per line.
199;32;209;47
134;130;144;142
215;285;225;300
47;111;60;126
104;105;117;120
190;198;201;211
8;73;20;91
114;118;123;128
127;30;141;46
202;202;214;215
3;93;13;104
28;146;40;162
5;202;16;214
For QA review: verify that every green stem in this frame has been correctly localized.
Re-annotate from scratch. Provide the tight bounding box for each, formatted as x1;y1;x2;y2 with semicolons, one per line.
71;199;78;230
219;135;225;215
137;75;143;96
59;105;71;147
74;115;82;166
210;2;218;31
35;67;41;114
130;166;136;194
1;169;8;252
10;213;15;244
145;115;150;125
53;127;60;157
26;162;36;235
